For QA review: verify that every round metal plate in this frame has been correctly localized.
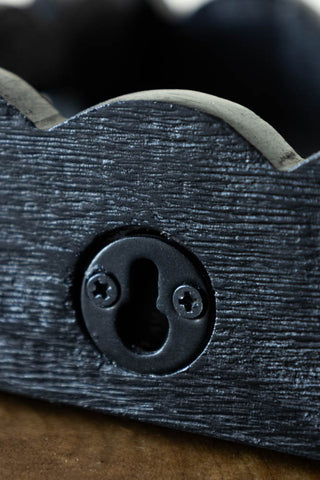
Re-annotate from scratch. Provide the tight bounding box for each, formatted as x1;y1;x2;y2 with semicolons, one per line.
80;233;215;374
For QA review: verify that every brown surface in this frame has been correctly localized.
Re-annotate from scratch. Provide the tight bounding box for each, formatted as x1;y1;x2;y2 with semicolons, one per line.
0;394;319;480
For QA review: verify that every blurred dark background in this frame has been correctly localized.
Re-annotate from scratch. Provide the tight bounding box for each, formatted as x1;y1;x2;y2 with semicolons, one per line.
0;0;319;156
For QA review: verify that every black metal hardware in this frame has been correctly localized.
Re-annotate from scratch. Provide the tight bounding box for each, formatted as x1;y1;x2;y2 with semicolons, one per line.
80;233;214;374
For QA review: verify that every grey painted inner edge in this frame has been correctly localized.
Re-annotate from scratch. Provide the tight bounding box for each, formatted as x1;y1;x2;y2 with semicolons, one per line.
0;67;315;171
0;68;65;130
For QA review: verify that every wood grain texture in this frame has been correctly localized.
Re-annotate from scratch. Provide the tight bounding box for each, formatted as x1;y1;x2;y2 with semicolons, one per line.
0;97;319;459
108;89;305;171
1;393;320;480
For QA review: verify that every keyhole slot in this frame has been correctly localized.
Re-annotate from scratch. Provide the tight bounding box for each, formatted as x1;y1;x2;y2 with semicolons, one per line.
115;258;169;354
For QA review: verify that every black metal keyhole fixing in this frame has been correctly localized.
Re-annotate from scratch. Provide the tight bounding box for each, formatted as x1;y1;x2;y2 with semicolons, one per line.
116;258;169;354
80;231;215;374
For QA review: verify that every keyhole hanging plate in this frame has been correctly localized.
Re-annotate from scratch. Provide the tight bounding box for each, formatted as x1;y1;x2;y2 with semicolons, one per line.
80;232;215;374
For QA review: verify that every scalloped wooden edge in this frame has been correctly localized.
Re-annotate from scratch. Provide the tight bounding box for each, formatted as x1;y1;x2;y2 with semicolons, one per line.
0;68;65;130
106;90;307;171
0;67;315;171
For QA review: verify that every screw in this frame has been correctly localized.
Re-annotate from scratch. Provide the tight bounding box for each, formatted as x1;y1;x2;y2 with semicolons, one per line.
172;285;204;319
86;272;119;308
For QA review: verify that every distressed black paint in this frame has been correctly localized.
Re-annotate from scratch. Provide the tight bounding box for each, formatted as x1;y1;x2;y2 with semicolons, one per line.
0;98;319;459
